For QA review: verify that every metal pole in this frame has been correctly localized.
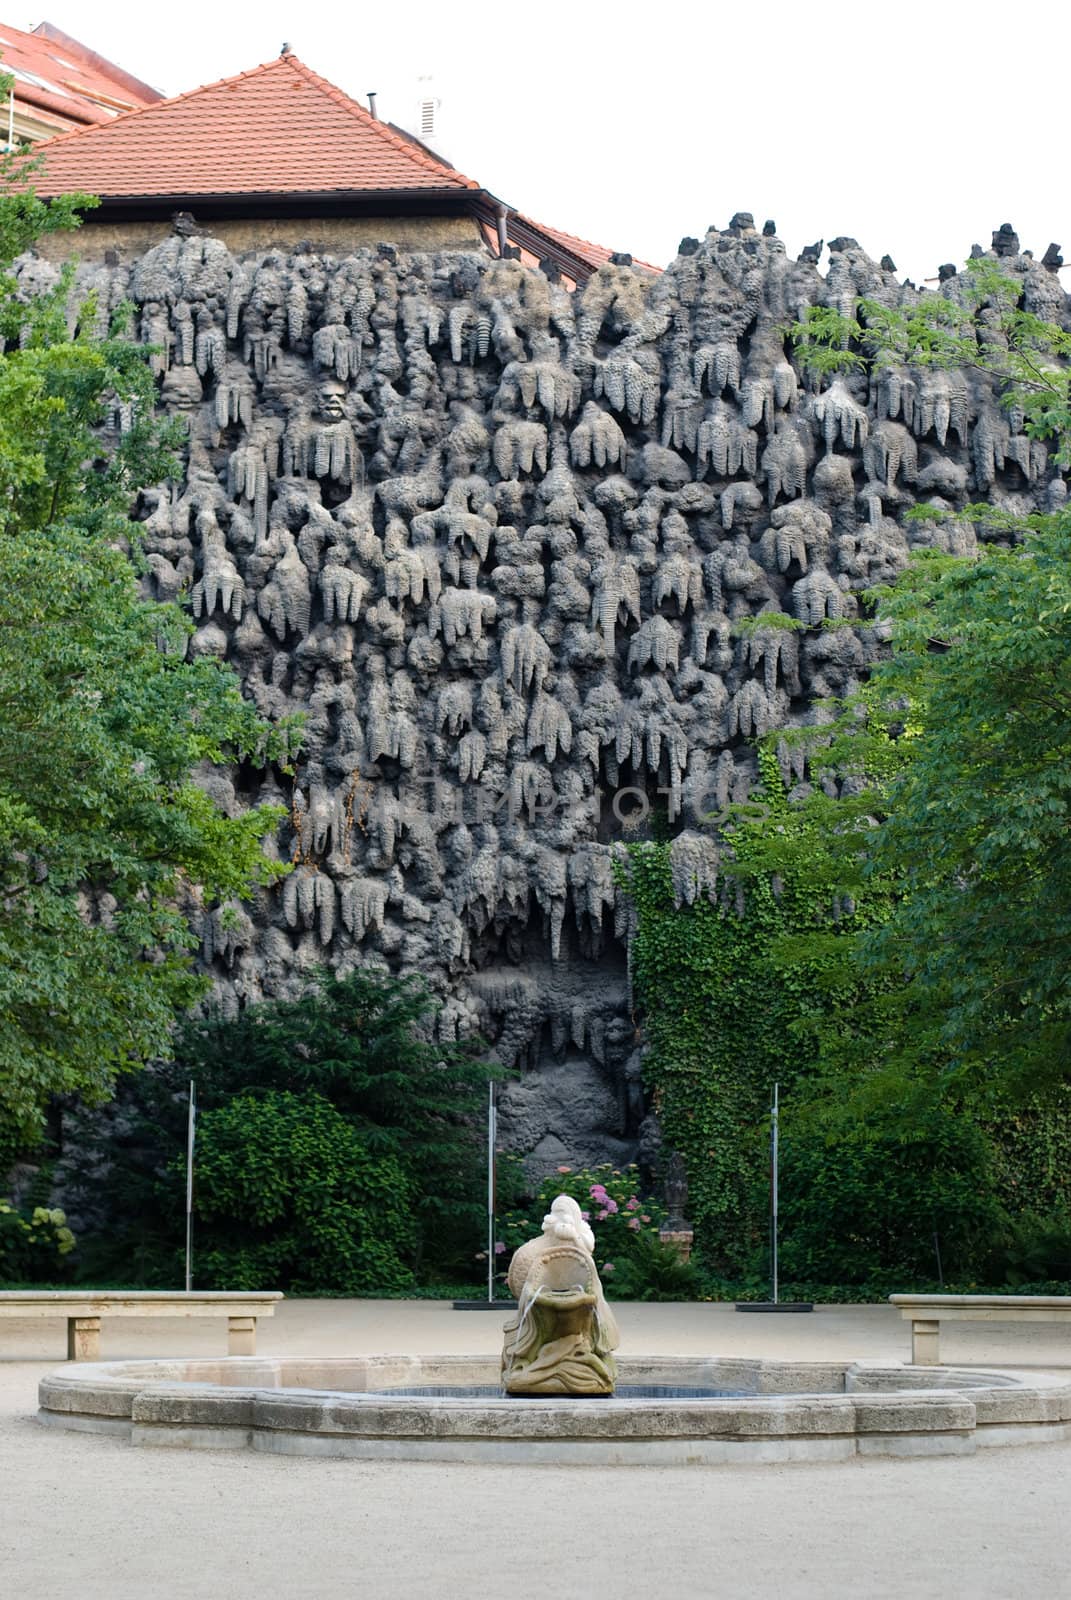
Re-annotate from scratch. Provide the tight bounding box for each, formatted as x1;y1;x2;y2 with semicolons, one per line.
486;1082;497;1304
771;1083;779;1307
184;1080;196;1294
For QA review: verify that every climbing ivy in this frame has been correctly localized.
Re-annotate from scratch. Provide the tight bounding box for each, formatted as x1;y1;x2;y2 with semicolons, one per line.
620;259;1071;1282
618;748;893;1274
622;806;1071;1283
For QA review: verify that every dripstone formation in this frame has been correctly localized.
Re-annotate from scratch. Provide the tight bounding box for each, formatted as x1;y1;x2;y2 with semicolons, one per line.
22;218;1069;1174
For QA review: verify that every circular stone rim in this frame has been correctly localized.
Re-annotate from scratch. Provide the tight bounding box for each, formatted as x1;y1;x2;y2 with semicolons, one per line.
37;1354;1071;1465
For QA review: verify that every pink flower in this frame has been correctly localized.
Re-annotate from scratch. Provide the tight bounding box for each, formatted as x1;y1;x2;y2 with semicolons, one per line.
580;1210;591;1221
603;1198;619;1215
556;1165;572;1174
640;1214;651;1223
627;1218;640;1231
589;1183;608;1200
626;1197;639;1210
597;1209;609;1221
494;1242;506;1255
601;1262;616;1274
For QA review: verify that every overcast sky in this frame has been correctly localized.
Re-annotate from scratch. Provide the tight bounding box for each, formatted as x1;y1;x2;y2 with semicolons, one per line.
26;0;1071;286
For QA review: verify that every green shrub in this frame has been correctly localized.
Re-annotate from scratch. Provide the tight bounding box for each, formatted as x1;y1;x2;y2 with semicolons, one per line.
0;1198;75;1284
175;967;490;1277
610;1229;702;1301
775;1106;1002;1284
985;1211;1071;1288
191;1091;415;1294
61;967;491;1287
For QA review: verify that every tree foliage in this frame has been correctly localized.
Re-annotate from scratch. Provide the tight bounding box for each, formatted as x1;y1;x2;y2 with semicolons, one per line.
0;146;294;1163
192;1090;415;1294
791;257;1071;465
773;258;1071;1101
617;749;891;1273
61;968;492;1285
621;258;1071;1283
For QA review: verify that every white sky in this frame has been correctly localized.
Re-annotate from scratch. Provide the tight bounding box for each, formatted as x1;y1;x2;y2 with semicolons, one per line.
23;0;1071;286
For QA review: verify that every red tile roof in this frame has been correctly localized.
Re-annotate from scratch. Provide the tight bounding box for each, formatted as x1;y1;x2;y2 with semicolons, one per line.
511;213;662;276
34;52;481;200
377;127;662;278
0;18;160;134
28;48;662;281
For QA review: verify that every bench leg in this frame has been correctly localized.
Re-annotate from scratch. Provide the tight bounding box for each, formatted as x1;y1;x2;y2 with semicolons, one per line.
911;1318;940;1366
228;1315;256;1356
67;1316;101;1362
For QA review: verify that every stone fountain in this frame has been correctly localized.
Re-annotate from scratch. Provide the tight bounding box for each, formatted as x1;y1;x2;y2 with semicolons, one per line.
35;1196;1071;1462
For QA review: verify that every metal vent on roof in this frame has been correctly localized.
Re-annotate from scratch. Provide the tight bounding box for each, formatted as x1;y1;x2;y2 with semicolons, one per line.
420;99;435;139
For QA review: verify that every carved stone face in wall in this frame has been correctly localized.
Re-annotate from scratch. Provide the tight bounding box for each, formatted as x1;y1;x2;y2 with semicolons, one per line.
159;366;204;419
316;378;348;424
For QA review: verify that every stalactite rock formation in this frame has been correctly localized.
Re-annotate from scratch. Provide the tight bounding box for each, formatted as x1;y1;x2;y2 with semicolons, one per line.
27;221;1068;1176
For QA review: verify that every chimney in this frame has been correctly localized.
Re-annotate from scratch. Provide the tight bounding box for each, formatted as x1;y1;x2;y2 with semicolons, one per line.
367;91;378;120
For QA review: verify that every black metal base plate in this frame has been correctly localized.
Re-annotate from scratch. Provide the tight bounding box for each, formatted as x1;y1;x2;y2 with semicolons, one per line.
734;1301;814;1313
451;1299;518;1311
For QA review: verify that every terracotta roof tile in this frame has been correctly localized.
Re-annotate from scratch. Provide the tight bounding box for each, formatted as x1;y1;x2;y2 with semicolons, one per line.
0;17;160;134
514;214;662;275
33;53;481;199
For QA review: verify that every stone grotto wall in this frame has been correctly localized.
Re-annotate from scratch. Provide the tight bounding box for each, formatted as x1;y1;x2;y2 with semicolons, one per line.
19;217;1069;1176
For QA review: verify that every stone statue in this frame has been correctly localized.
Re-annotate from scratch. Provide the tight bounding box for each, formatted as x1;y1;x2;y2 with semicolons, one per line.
502;1194;619;1395
663;1149;689;1230
659;1150;694;1262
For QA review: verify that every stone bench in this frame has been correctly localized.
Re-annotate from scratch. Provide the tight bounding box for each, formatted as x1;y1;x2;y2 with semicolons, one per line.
0;1291;282;1360
890;1294;1071;1365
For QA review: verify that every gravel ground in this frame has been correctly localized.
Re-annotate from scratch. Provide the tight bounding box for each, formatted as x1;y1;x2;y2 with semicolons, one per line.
4;1299;1069;1599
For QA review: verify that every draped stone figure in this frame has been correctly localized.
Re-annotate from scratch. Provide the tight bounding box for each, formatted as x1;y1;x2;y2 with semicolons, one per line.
502;1194;619;1395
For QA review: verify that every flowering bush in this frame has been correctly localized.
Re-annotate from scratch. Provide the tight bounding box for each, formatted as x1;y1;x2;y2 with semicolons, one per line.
498;1163;666;1291
0;1198;75;1284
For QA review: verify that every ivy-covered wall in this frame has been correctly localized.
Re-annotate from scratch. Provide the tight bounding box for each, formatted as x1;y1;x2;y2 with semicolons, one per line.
618;749;883;1273
620;750;1071;1287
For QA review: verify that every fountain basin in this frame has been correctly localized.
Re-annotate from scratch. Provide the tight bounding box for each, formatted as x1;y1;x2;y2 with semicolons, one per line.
37;1353;1071;1463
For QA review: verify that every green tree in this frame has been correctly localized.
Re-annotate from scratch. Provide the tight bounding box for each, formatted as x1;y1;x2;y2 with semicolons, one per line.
0;144;293;1164
618;748;892;1273
174;968;492;1274
61;967;492;1285
774;258;1071;1102
620;258;1071;1279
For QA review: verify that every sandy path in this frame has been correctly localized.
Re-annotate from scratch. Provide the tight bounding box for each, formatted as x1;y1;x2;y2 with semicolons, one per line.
4;1300;1069;1599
